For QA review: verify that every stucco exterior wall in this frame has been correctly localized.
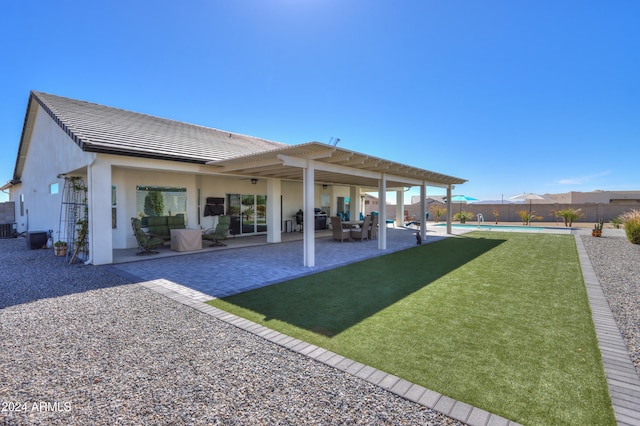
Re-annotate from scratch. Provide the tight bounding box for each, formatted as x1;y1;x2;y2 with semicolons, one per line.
539;191;640;204
112;166;199;249
111;166;350;249
10;103;384;259
14;105;94;236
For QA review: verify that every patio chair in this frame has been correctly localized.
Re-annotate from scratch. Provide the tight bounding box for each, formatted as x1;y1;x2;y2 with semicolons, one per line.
350;215;371;242
203;215;230;247
368;214;378;240
295;209;304;232
330;216;351;242
131;217;165;255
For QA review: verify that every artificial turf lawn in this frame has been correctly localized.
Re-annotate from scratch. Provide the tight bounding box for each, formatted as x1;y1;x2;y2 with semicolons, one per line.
208;232;616;425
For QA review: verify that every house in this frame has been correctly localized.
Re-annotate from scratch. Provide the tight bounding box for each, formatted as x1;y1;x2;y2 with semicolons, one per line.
545;190;640;205
2;91;466;266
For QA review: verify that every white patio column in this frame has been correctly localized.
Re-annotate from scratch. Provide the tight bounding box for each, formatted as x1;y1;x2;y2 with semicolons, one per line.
303;161;315;267
420;184;426;240
378;174;387;250
446;185;453;234
87;159;113;265
350;186;359;220
266;178;281;243
395;190;404;227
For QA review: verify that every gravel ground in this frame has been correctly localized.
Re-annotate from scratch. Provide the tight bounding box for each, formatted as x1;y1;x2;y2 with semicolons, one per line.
581;233;640;373
2;233;638;425
0;238;461;425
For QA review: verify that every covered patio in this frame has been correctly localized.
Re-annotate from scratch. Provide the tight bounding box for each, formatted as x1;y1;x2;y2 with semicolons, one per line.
110;225;459;298
5;92;466;267
206;142;466;267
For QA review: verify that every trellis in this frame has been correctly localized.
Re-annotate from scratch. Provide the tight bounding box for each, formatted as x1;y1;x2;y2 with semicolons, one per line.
57;176;88;263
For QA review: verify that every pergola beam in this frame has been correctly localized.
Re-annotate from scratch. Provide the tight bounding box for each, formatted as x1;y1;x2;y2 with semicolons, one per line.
212;158;282;173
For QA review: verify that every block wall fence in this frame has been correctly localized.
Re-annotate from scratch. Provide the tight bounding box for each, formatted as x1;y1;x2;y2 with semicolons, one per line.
404;202;640;224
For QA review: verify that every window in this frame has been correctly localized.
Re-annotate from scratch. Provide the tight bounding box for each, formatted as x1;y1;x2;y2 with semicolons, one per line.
337;197;350;216
136;186;187;225
49;182;59;194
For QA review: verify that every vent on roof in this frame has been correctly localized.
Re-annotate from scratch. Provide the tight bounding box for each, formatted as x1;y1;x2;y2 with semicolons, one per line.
329;137;341;146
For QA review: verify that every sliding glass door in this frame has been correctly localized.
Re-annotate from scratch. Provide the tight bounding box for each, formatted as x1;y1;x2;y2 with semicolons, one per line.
227;194;267;235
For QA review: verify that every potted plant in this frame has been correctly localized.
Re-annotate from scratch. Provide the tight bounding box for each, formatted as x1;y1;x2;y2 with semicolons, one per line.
53;241;67;256
454;211;474;224
592;219;604;237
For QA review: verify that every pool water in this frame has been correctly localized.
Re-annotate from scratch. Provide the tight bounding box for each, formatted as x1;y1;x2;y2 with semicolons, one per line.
432;223;571;232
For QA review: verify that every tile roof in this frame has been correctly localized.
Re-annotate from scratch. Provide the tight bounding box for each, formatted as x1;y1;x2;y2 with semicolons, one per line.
8;91;465;189
31;91;287;163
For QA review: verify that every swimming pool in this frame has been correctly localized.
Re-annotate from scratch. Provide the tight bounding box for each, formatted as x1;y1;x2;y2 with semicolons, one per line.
432;223;573;232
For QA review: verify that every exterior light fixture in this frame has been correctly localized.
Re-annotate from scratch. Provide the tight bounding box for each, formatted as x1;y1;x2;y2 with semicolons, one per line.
251;178;258;185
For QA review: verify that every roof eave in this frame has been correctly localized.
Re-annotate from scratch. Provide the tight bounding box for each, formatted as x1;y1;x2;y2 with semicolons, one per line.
82;145;209;165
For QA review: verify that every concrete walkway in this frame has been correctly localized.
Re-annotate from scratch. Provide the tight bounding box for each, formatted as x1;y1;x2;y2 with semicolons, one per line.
109;226;640;425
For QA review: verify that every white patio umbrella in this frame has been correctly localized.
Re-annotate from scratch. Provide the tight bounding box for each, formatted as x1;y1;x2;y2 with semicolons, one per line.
509;193;549;214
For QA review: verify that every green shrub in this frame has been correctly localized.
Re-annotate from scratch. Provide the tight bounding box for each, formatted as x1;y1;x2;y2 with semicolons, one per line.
610;216;623;229
625;221;640;244
144;191;164;216
554;208;583;227
621;209;640;244
453;211;474;223
429;205;447;223
517;210;542;225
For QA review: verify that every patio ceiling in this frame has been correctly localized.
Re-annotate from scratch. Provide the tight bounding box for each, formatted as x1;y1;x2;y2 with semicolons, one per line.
206;142;466;189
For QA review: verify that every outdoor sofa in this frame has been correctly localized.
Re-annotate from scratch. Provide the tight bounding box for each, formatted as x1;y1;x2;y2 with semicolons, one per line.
145;215;186;241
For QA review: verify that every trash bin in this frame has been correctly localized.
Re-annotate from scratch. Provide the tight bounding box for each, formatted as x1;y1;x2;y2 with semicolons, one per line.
26;231;48;249
284;220;292;233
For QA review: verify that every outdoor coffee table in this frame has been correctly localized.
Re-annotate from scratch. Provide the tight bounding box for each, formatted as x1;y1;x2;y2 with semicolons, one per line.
341;220;364;229
170;229;202;252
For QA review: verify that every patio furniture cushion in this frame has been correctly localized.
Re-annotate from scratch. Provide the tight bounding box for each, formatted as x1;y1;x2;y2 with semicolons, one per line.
147;215;186;241
131;218;165;254
350;215;371;242
203;215;230;246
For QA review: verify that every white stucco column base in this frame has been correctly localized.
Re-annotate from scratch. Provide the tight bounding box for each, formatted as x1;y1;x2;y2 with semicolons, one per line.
395;190;404;228
88;159;113;265
266;178;282;243
378;175;387;250
447;185;453;234
303;162;315;267
419;184;426;240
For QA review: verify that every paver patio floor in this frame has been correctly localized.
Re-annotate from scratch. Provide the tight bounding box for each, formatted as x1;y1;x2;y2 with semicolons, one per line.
110;227;447;298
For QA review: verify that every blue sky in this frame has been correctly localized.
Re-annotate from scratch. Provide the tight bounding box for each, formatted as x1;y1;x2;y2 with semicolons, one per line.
1;0;639;203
